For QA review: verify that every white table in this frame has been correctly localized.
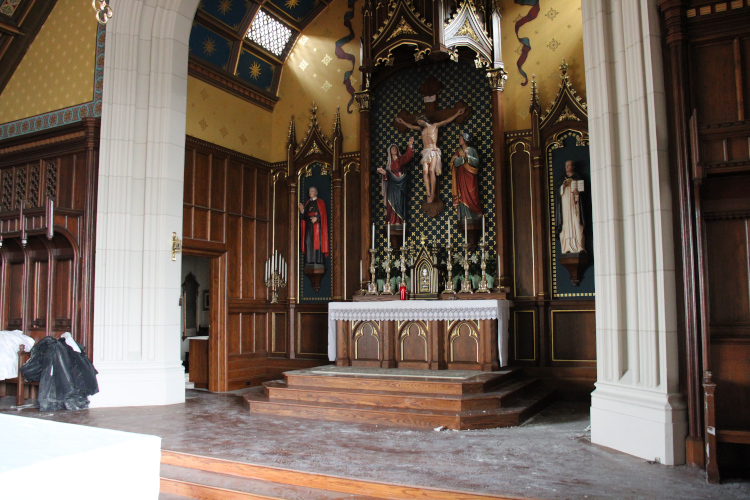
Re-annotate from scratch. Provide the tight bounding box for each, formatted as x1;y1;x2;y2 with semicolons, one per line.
0;414;161;499
327;299;511;368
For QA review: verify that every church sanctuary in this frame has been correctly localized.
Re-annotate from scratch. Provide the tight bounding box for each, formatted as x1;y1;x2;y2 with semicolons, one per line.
1;0;750;498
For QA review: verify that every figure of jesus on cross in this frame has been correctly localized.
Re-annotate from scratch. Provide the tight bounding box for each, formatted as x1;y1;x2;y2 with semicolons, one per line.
395;107;465;204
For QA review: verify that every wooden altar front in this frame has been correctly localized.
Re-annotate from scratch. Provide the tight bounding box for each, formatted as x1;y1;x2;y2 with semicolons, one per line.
328;300;510;372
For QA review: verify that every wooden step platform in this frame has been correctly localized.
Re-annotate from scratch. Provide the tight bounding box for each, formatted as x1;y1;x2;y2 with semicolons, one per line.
243;367;555;430
159;450;529;500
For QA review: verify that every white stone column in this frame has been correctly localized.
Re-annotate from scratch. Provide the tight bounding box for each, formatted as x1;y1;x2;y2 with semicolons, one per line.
90;0;199;407
582;0;686;465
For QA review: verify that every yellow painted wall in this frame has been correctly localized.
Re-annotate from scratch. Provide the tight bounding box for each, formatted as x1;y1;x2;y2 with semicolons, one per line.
499;0;586;132
186;77;274;160
271;0;362;162
0;0;98;124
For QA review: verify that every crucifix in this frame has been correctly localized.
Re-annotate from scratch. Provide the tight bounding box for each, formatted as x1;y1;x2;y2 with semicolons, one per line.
393;76;472;218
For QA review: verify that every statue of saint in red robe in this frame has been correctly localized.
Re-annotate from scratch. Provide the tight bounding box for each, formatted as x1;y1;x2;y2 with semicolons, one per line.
451;132;482;219
299;186;329;265
377;137;414;224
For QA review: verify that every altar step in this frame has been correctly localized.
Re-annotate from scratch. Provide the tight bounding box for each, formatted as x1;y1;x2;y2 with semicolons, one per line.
159;450;519;500
243;368;555;430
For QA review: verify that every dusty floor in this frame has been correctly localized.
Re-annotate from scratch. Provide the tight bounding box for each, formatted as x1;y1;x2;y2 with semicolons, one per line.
2;389;748;500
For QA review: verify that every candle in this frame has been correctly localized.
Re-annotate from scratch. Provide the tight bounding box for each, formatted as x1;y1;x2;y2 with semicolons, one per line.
497;255;500;276
482;215;485;244
284;261;287;281
265;259;268;281
448;218;451;246
464;217;468;242
371;223;375;250
359;260;363;282
403;221;407;246
387;222;391;247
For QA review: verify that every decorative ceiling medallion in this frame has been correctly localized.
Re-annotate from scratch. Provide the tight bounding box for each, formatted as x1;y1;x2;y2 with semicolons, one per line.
387;17;418;41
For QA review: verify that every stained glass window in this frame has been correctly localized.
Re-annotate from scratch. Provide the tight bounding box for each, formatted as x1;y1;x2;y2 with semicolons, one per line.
245;9;292;57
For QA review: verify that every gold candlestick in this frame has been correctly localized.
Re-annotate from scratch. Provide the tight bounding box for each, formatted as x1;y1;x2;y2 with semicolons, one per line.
400;246;408;288
265;270;287;304
382;245;394;294
444;244;456;294
459;242;473;294
477;241;490;293
366;248;378;295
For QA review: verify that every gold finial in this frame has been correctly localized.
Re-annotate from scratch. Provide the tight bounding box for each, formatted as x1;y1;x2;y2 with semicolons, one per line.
310;101;318;116
530;74;538;103
420;233;427;246
559;59;568;75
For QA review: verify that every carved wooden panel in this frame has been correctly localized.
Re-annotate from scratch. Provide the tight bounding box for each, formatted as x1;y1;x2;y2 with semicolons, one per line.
711;341;750;430
353;320;380;361
0;118;99;353
448;320;480;365
693;41;737;126
706;218;750;334
398;321;428;364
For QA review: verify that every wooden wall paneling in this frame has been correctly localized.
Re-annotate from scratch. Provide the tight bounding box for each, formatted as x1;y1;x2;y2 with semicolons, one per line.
705;218;750;329
194;152;210;208
226;214;242;297
26;237;49;336
254;312;266;354
210;155;226;212
257;169;270;222
296;308;328;359
693;41;737;125
513;308;536;363
550;308;596;364
447;320;480;367
711;341;750;431
743;37;750;119
243;166;257;218
270;311;287;356
255;221;269;299
226;161;243;214
241;218;256;299
509;141;535;299
240;312;255;353
227;313;241;355
193;207;209;240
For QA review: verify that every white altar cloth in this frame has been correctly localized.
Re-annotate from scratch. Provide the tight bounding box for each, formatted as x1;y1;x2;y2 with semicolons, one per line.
327;299;511;366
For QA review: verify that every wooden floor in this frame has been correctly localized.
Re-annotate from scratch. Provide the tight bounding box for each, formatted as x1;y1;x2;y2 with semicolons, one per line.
244;367;555;430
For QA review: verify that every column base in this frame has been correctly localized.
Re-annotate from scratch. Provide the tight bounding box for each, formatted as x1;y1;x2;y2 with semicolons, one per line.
89;362;186;408
591;382;687;465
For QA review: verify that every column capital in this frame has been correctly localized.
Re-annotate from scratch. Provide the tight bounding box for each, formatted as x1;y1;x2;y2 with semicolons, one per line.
486;67;508;91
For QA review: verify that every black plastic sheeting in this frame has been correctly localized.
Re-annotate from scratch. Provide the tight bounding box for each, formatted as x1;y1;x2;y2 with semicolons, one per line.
21;336;99;411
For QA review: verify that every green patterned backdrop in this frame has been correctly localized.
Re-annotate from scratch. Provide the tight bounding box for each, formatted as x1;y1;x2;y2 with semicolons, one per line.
371;61;496;270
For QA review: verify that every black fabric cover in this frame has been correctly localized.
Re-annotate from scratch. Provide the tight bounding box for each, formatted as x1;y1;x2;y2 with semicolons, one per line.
21;336;99;411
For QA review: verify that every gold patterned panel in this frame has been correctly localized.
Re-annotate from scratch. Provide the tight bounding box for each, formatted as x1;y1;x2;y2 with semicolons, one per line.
353;320;380;360
498;0;585;131
0;0;98;124
398;320;428;362
448;320;480;363
186;77;274;161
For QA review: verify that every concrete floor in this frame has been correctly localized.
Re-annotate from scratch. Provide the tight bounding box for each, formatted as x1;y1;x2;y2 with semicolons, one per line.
2;389;748;500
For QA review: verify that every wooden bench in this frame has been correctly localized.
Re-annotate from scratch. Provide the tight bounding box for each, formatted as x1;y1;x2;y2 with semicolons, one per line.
0;344;37;407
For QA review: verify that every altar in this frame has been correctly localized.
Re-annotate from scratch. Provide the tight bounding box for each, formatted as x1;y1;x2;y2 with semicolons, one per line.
328;299;510;371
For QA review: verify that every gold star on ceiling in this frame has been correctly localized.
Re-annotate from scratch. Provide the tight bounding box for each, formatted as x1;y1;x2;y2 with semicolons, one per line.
203;37;216;56
249;62;262;79
218;0;233;15
285;0;299;8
